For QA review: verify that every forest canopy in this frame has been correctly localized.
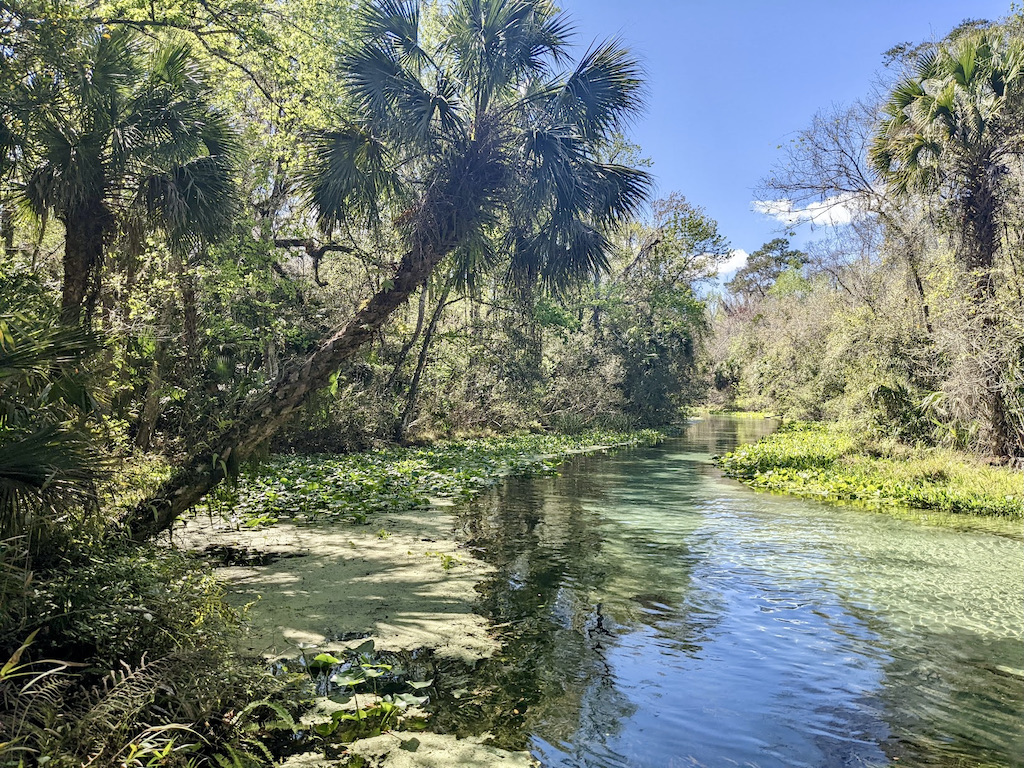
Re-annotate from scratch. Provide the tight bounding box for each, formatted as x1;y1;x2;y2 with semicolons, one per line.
1;1;1020;548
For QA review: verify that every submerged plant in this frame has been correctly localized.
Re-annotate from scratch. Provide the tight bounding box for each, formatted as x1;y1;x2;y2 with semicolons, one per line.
299;641;432;747
424;551;463;572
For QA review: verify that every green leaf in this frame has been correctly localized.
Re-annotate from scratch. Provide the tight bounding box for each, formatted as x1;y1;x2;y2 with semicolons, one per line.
309;652;341;672
352;639;376;655
331;670;365;687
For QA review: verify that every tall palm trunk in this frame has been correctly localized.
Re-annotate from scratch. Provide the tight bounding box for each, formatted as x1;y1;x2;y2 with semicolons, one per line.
962;165;1000;300
961;169;1012;456
125;133;508;540
61;203;110;325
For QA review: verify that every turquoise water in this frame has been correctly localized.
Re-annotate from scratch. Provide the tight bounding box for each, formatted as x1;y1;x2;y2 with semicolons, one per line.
452;416;1024;767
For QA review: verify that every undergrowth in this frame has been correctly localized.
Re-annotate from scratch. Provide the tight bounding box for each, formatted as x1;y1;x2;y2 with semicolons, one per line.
717;421;1023;518
2;429;663;766
0;542;298;767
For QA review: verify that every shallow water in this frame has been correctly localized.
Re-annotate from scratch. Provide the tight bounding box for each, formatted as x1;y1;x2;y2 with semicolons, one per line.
451;416;1024;768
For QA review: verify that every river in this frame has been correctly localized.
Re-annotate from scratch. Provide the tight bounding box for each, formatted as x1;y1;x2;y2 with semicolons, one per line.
437;416;1024;768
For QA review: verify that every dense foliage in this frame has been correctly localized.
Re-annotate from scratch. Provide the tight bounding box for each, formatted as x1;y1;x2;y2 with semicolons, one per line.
2;0;1022;764
204;430;663;527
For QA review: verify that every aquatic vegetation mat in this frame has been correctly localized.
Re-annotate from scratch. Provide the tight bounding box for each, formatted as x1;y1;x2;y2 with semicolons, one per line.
716;421;1023;518
201;430;662;527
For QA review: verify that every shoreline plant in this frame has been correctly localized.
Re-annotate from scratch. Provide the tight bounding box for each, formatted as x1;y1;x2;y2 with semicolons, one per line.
717;421;1023;519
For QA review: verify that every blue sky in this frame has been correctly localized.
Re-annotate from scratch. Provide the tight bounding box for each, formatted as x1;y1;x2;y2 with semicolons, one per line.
556;0;1012;270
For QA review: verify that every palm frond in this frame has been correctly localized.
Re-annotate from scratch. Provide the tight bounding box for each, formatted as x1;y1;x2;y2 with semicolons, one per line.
140;152;238;251
359;0;431;69
552;38;646;139
73;27;139;113
0;315;98;406
587;161;652;225
302;125;402;230
0;424;102;542
447;0;571;113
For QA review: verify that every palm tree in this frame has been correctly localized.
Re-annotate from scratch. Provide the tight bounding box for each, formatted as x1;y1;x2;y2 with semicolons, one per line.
15;27;237;324
125;0;651;539
870;25;1024;456
870;27;1024;296
0;280;104;552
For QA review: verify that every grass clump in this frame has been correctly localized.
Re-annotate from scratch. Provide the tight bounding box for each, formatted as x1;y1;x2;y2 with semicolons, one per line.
9;544;238;670
717;421;1023;519
203;429;662;527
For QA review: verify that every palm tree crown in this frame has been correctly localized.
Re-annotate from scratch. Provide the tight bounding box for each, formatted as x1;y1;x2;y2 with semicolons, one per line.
14;27;238;323
870;27;1024;282
123;0;653;540
304;0;651;292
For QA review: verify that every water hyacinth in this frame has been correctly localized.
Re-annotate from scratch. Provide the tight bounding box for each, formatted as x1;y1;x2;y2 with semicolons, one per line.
717;422;1023;518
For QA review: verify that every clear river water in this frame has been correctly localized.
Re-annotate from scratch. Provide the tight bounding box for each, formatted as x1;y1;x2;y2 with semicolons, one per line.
440;416;1024;768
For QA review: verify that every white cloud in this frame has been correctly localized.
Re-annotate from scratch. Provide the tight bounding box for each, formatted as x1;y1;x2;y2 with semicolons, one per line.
751;193;862;228
716;249;749;275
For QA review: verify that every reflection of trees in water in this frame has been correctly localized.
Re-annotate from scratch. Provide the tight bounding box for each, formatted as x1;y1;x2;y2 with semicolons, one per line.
701;411;1023;768
683;414;778;457
432;416;1020;767
441;440;722;756
444;471;635;750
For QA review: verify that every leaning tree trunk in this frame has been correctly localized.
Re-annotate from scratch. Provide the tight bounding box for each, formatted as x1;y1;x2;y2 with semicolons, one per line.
125;242;445;540
123;133;508;539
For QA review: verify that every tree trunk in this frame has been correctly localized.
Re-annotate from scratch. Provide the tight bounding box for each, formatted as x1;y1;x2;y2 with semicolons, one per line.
907;258;932;334
877;209;932;336
1;201;14;260
962;170;999;300
385;285;428;392
136;358;163;451
123;244;443;539
123;124;508;539
464;291;483;407
176;255;201;371
61;204;110;326
962;169;1011;455
398;279;452;439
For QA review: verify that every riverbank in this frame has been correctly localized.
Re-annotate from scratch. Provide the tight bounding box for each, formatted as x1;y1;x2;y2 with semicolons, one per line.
716;420;1023;524
1;430;662;767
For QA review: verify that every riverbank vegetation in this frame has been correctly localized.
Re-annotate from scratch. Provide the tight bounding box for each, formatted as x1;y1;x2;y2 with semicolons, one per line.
704;17;1024;526
1;432;656;766
201;430;662;528
718;421;1022;518
2;0;1023;764
708;18;1024;464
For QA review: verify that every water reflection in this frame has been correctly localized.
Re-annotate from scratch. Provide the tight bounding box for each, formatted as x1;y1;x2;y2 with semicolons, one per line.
447;416;1023;768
